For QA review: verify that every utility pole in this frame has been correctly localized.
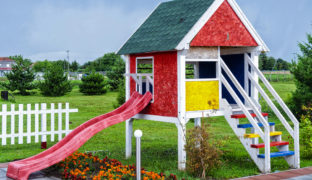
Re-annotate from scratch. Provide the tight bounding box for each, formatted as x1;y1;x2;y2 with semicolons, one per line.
66;50;70;79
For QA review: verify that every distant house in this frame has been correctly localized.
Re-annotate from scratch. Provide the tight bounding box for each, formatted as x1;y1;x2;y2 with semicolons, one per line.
0;57;15;77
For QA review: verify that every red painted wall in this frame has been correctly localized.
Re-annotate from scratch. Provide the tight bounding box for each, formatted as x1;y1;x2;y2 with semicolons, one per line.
130;51;178;117
190;0;258;47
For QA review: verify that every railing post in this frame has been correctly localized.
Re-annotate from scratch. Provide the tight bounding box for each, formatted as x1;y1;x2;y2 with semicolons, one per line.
139;76;143;94
294;124;300;168
134;130;143;180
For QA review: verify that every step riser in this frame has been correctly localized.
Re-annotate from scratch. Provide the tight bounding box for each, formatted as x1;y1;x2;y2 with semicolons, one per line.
258;151;295;158
251;142;289;149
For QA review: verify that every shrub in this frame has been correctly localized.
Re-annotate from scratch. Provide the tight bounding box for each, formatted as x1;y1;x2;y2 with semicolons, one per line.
114;80;125;108
39;64;72;96
184;123;222;179
79;72;107;95
300;106;312;157
2;55;36;95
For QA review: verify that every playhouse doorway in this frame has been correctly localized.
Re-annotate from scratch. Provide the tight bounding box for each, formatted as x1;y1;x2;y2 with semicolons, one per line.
221;54;245;105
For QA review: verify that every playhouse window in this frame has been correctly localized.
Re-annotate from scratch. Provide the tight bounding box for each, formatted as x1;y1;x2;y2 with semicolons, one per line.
137;58;153;74
186;61;217;80
136;57;154;96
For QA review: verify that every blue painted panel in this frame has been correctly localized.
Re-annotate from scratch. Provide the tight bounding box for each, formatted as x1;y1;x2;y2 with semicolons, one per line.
141;82;153;95
258;151;295;158
237;122;275;129
221;54;245;104
199;62;217;78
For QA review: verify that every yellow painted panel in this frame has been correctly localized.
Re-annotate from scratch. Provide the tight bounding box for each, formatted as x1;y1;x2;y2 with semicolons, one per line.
186;81;219;111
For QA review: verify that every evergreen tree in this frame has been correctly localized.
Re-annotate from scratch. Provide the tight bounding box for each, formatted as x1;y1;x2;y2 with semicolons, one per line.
106;57;125;90
39;64;72;96
79;72;107;95
2;55;36;95
290;33;312;118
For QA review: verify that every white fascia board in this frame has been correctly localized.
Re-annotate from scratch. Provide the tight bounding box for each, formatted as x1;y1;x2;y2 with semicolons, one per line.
116;3;162;55
227;0;270;52
175;0;224;51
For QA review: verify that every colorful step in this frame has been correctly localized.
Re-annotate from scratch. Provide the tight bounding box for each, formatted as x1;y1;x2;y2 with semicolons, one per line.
231;113;269;119
244;131;282;138
258;151;295;158
251;141;289;148
237;122;275;129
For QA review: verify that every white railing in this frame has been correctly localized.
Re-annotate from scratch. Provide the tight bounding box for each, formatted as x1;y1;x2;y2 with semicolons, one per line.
0;103;78;146
125;73;153;94
220;58;271;172
245;54;300;168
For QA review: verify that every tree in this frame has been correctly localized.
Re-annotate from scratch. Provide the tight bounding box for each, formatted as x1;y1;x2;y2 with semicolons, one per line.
70;60;79;72
81;53;121;72
39;64;72;96
106;57;125;90
79;72;107;95
2;55;36;95
289;33;312;118
33;60;52;72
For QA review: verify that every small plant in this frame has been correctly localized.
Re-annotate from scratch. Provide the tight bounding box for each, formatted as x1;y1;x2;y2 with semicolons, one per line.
300;106;312;157
184;123;222;179
39;64;72;96
79;72;107;95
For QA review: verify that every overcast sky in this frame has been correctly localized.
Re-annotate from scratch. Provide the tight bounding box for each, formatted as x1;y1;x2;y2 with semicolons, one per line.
0;0;311;64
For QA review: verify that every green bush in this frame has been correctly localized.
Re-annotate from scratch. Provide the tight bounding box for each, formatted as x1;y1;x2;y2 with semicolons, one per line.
113;80;125;108
39;64;72;96
79;72;107;95
184;123;223;178
300;106;312;158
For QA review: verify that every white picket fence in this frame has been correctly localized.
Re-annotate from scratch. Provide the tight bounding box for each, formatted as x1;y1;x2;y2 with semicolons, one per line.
0;103;78;146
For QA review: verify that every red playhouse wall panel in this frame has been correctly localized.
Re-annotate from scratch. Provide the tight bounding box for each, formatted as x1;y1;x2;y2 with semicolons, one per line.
130;51;178;117
190;0;258;47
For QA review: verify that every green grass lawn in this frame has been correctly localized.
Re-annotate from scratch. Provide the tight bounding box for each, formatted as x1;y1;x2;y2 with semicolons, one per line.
0;81;310;179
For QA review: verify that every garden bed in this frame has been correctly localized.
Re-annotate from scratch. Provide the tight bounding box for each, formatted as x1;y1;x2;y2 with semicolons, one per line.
47;152;177;180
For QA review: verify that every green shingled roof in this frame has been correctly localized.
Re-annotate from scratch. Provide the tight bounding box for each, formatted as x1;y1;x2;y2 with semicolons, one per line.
118;0;215;55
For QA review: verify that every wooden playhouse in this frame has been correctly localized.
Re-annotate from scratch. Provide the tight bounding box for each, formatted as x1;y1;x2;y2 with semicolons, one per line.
118;0;300;173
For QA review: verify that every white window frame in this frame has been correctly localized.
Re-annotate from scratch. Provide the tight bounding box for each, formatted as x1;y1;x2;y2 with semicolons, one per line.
135;56;154;102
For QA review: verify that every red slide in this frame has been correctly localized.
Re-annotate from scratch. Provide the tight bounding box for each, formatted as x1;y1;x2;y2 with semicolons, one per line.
7;92;152;180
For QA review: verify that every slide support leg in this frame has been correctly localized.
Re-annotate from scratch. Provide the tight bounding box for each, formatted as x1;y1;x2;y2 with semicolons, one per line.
126;118;134;159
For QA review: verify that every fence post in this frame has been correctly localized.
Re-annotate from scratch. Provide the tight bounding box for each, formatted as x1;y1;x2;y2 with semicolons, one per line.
41;103;47;149
10;104;15;145
2;104;7;145
18;104;23;144
134;130;143;180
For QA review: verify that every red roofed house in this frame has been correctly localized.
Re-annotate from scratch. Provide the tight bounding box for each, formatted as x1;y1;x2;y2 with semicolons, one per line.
0;57;15;77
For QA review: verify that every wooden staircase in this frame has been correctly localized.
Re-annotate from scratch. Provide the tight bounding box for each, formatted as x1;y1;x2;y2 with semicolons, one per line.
220;54;299;173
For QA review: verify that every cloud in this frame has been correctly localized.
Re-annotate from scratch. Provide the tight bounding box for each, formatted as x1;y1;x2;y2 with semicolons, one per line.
24;0;150;63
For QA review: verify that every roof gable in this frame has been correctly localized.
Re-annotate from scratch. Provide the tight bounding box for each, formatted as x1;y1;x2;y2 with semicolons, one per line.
190;0;258;47
118;0;268;55
118;0;214;55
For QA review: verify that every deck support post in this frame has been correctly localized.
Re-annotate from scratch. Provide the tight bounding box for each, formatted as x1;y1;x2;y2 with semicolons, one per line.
125;118;134;159
176;122;186;170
